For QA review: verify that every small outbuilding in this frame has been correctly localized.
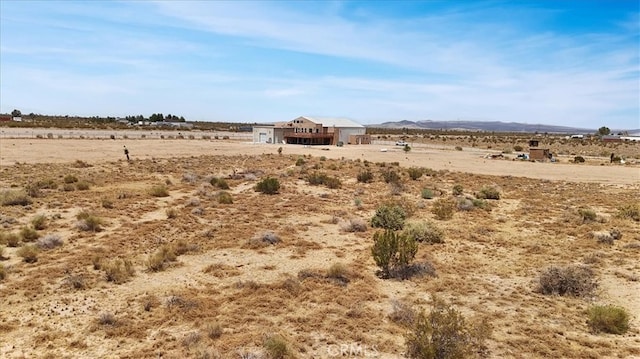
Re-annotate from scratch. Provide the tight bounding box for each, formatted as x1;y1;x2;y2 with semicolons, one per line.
529;148;551;161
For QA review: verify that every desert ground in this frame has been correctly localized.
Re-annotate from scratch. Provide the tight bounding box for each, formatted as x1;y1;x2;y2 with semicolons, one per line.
0;131;639;358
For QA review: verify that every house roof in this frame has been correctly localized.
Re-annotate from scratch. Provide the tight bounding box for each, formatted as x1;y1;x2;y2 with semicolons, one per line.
299;116;364;128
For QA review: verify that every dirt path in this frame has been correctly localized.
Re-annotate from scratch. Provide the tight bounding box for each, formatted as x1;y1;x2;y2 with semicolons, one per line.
1;137;638;185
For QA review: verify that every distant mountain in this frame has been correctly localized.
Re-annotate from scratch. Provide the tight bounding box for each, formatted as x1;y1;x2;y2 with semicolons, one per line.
369;120;638;134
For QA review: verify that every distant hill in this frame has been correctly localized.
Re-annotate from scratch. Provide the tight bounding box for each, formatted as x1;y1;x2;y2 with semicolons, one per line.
369;120;638;134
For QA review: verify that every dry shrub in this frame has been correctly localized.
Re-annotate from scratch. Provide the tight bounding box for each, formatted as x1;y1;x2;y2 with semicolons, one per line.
63;174;78;184
76;211;105;232
578;207;597;223
591;229;622;245
182;331;202;349
65;273;86;290
342;218;367;232
217;191;233;204
0;263;5;280
103;258;135;284
403;221;444;244
203;263;241;278
475;185;501;200
537;265;597;297
407;167;424;180
19;226;39;242
210;177;230;189
263;335;290;359
326;262;351;285
17;244;39;263
389;300;417;327
149;184;169;197
31;214;47;230
357;169;374;183
248;231;280;247
0;190;32;206
432;198;455;220
166;207;178;219
452;184;464;196
36;234;63;250
0;232;20;247
76;181;91;191
617;203;640;221
98;312;117;326
587;305;630;334
405;298;490;359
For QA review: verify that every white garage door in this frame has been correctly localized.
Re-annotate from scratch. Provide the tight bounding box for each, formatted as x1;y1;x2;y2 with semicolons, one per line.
259;133;267;143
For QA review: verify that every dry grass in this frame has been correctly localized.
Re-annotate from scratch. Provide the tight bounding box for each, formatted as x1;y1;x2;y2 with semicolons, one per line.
0;139;638;358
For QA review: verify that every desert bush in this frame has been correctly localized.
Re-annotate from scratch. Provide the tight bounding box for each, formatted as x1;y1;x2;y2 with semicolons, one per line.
205;322;223;339
166;207;178;219
307;172;328;186
372;229;417;279
403;221;444;244
0;264;5;280
146;245;177;272
455;146;463;151
255;177;280;194
354;198;363;209
389;300;417;327
295;157;305;166
405;298;490;359
587;305;630;334
30;214;47;230
421;188;434;199
149;184;169;197
182;331;202;349
36;234;63;249
591;230;622;245
617;203;640;221
357;169;374;183
76;211;105;232
34;179;57;190
98;312;117;326
452;184;464;196
538;265;597;297
475;186;501;200
403;144;411;153
0;246;4;260
20;226;39;242
63;184;75;192
0;232;20;247
103;258;135;284
73;160;91;169
326;262;350;284
76;181;91;191
472;198;489;210
456;197;474;211
578;207;597;223
263;335;290;359
63;174;78;184
432;198;455;220
101;197;114;209
407;167;423;180
323;176;341;189
65;274;86;290
210;177;230;190
0;190;32;206
217;191;233;204
381;169;401;183
514;145;523;151
574;156;586;163
342;218;367;232
249;231;280;247
17;244;39;263
371;204;406;230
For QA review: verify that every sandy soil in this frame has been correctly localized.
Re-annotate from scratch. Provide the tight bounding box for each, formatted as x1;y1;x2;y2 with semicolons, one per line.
0;133;639;358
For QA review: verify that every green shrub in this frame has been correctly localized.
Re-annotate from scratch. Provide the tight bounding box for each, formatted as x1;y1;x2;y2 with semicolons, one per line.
476;186;501;200
372;229;417;279
62;183;75;191
514;145;523;152
166;207;178;219
31;214;47;230
63;174;79;184
149;184;169;197
217;191;233;204
0;190;32;206
146;245;178;272
307;172;328;186
326;262;350;284
578;207;597;223
574;156;585;163
403;221;444;244
357;170;374;183
0;232;21;247
371;204;406;230
101;197;114;209
587;305;630;334
19;226;39;242
452;184;464;196
617;204;640;221
34;179;58;189
405;298;490;359
538;265;597;297
403;144;411;153
323;176;341;189
17;244;39;263
255;177;280;194
264;335;290;359
407;167;423;180
421;188;434;199
295;157;306;166
432;198;455;220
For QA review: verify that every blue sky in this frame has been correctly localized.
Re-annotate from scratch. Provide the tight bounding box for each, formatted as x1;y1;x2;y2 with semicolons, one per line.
1;1;638;129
